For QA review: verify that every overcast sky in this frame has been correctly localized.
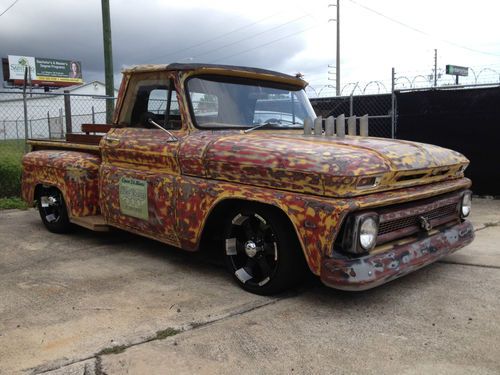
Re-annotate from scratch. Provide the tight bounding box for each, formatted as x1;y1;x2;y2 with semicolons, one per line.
1;0;499;95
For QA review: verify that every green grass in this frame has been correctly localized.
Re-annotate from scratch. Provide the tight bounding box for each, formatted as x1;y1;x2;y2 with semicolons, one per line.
96;345;128;356
0;140;25;198
155;327;181;340
0;197;29;210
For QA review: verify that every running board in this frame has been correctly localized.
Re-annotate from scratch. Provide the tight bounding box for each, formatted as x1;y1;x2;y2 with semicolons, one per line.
70;215;109;232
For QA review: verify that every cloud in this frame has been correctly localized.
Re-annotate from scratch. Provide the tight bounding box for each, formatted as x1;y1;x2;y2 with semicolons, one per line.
1;0;499;93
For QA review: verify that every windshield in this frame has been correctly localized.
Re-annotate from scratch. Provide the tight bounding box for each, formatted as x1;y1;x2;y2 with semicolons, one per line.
187;76;316;129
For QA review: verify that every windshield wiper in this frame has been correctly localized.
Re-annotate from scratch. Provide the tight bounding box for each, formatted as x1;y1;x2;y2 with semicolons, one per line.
243;119;301;134
243;122;277;134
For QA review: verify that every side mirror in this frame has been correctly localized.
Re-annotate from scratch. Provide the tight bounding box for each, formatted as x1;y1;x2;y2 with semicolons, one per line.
147;118;179;142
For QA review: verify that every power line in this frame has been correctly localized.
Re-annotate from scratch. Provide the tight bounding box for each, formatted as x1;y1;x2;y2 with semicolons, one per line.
143;11;284;63
347;0;500;57
188;14;311;61
0;0;20;18
210;24;319;63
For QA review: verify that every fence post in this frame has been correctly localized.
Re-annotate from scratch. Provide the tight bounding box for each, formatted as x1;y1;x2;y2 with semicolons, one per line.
64;91;72;134
59;109;63;137
391;67;396;139
47;111;52;139
15;120;19;140
349;95;353;117
92;106;96;124
22;67;30;153
29;119;32;138
2;120;5;140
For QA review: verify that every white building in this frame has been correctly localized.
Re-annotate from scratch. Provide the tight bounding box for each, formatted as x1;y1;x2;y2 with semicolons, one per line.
0;81;117;140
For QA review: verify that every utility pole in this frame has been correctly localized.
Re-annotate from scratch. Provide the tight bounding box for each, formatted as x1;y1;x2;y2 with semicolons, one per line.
434;49;438;87
336;0;340;96
101;0;115;124
328;1;340;96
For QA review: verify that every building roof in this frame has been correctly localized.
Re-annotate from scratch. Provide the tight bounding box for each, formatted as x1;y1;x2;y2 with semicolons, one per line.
51;80;107;93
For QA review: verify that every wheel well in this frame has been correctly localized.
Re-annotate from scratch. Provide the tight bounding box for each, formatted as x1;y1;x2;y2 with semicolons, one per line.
34;184;43;201
33;184;67;205
199;199;301;253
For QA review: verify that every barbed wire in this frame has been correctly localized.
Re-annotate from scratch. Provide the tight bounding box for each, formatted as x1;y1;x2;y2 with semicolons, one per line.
308;64;500;98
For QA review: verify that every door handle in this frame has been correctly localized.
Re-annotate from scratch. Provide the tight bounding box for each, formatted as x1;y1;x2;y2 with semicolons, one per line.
105;136;120;145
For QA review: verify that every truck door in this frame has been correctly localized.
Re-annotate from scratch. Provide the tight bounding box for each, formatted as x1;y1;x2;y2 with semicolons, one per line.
100;72;186;247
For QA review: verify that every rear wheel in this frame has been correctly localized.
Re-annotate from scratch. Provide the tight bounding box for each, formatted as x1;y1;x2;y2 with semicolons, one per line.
37;187;71;234
223;204;304;295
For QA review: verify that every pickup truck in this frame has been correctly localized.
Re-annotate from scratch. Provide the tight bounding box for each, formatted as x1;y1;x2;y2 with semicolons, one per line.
21;63;474;295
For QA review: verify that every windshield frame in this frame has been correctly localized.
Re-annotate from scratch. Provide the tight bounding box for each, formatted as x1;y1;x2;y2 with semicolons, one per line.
184;74;315;131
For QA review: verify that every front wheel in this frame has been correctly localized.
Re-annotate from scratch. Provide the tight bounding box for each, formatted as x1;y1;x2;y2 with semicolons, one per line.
37;186;72;234
223;204;305;295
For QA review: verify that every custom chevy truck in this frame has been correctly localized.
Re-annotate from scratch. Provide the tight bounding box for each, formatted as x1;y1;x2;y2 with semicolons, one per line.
22;63;474;295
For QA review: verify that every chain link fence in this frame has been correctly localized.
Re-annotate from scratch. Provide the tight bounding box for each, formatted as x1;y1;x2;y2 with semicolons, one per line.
0;91;114;197
309;93;394;138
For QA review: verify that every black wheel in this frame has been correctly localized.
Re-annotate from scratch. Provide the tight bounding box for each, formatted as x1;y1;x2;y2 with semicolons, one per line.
223;204;305;295
37;186;72;234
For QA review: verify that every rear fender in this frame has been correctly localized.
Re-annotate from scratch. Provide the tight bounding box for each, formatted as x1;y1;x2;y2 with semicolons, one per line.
22;150;101;217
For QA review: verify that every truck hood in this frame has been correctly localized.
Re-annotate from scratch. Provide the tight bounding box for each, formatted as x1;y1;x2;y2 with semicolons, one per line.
181;131;469;198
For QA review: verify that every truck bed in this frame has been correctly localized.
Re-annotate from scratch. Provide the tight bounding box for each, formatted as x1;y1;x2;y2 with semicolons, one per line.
27;124;113;153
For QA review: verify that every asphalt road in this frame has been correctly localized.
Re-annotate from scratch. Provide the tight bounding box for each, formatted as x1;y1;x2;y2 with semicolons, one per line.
0;199;499;374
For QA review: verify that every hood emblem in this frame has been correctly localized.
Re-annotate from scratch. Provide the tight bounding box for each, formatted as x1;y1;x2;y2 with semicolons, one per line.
418;216;432;231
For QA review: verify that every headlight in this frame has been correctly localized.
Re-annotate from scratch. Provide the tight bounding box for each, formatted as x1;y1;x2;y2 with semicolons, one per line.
460;191;472;218
341;213;379;254
359;216;378;250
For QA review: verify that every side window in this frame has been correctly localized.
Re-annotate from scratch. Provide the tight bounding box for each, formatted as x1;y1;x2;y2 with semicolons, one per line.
121;74;182;130
191;93;219;125
146;89;181;129
147;89;168;115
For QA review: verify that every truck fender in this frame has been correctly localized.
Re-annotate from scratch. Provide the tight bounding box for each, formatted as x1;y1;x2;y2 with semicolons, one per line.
22;150;101;217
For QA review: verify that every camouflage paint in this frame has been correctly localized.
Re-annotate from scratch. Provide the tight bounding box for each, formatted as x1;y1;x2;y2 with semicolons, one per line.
22;150;101;217
22;65;475;289
174;176;471;274
178;131;467;198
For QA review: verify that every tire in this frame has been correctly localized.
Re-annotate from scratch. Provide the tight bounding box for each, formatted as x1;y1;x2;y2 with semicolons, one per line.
37;186;72;234
223;204;305;295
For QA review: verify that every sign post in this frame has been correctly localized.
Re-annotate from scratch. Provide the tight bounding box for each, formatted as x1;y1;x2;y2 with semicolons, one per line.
446;64;468;85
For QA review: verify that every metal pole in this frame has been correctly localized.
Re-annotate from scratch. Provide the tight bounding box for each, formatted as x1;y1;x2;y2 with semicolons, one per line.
101;0;115;124
92;105;96;124
434;49;438;87
64;91;73;134
349;94;353;116
336;0;340;96
391;67;396;139
22;67;29;153
47;111;52;139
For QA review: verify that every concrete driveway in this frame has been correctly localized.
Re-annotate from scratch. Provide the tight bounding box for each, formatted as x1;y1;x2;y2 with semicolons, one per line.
0;199;499;374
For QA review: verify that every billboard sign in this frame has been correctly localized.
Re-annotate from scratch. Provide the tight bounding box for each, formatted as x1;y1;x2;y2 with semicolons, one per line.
446;65;468;77
7;55;83;86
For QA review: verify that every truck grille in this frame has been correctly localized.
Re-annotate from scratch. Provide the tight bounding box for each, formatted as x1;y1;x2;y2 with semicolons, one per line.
376;193;462;245
378;203;458;235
